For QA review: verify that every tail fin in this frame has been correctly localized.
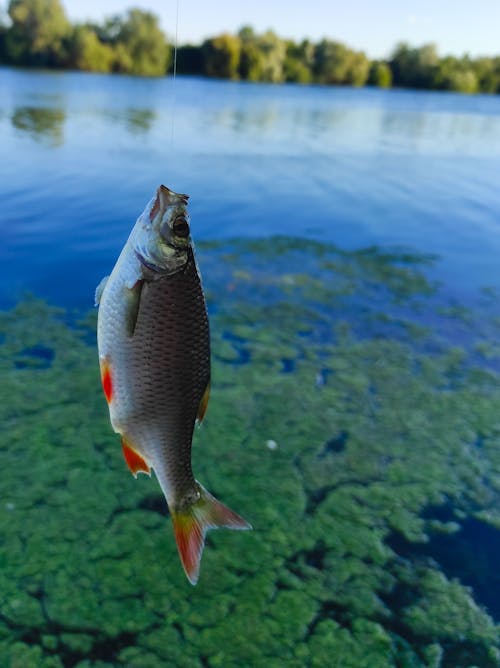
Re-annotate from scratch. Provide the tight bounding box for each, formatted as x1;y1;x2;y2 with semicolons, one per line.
170;483;252;585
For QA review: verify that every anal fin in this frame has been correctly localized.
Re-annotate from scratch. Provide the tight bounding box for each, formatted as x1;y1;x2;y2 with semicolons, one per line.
121;438;151;478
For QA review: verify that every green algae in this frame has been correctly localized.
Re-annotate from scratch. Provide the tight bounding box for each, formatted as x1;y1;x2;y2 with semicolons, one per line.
1;240;499;666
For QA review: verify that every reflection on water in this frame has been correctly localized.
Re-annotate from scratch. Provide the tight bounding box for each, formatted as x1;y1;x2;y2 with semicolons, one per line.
0;240;499;666
11;106;66;146
125;108;156;134
1;70;499;309
102;108;157;134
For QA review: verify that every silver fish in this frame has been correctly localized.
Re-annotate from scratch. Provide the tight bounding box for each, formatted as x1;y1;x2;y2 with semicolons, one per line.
96;185;251;584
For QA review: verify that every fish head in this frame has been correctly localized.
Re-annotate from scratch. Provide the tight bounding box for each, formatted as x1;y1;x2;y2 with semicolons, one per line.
133;185;191;275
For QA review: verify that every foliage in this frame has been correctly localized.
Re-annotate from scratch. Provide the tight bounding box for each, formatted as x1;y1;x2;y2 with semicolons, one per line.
368;61;392;88
473;56;500;93
1;240;500;665
283;40;314;83
66;25;115;73
3;1;169;75
201;33;241;79
432;56;479;94
252;30;286;83
389;42;439;89
2;2;500;92
313;39;370;86
6;0;71;66
106;9;170;76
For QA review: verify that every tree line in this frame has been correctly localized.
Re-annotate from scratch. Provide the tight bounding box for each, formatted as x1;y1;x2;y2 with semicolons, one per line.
1;0;500;94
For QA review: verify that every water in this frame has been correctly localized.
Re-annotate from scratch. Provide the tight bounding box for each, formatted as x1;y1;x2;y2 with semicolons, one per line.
1;68;500;666
2;68;500;307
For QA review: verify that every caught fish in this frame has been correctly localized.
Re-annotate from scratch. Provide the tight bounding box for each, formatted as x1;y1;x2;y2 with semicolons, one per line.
96;185;251;584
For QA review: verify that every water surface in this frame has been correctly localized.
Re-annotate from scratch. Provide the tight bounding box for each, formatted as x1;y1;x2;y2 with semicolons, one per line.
2;68;500;306
1;69;500;667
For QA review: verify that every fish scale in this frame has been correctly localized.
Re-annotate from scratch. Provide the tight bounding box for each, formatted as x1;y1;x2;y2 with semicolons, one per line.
127;251;210;499
96;185;251;584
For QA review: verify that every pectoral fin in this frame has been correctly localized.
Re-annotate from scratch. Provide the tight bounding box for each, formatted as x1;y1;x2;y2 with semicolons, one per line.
124;280;143;337
197;382;210;424
95;276;109;306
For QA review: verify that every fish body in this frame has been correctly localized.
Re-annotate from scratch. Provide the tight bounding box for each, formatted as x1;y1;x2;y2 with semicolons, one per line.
96;185;250;584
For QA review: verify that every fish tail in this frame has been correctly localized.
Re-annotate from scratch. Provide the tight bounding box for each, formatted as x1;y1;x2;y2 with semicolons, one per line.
171;483;252;585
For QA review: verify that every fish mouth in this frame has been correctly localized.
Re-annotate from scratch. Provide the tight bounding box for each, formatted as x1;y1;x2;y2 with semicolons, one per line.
154;185;189;219
158;184;189;207
150;185;189;222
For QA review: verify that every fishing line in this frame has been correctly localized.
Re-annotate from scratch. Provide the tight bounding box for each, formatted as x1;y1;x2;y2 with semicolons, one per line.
170;0;180;146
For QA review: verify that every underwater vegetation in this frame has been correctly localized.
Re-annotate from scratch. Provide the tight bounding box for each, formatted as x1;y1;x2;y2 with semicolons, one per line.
1;239;499;667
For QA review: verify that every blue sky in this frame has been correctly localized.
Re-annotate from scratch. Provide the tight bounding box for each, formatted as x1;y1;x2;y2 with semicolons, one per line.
62;0;500;58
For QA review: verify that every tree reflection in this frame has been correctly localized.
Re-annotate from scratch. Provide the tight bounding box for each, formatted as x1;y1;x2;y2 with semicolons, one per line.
125;108;155;134
11;106;66;146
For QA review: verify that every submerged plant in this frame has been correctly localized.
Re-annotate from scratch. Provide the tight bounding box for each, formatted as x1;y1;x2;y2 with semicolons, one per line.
0;240;499;666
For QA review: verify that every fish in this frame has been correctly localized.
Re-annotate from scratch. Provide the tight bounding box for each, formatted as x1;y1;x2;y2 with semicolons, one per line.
96;184;251;584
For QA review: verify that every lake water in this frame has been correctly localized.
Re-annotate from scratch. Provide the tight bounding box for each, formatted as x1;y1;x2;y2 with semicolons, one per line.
1;68;500;666
2;68;500;306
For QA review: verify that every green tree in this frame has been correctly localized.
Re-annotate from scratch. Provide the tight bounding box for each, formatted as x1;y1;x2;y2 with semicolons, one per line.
472;56;500;93
313;39;349;84
255;30;286;82
390;42;439;89
66;25;114;73
344;50;370;86
283;39;314;83
433;56;479;94
368;61;392;88
238;26;265;81
313;39;369;86
238;27;289;83
201;33;241;79
6;0;70;66
239;41;265;81
109;9;170;76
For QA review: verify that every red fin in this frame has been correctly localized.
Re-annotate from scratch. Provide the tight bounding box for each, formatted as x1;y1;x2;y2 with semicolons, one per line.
121;439;151;478
100;358;113;404
197;382;210;424
171;483;251;585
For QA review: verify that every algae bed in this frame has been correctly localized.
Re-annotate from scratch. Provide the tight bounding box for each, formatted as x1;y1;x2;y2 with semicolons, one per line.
1;239;499;667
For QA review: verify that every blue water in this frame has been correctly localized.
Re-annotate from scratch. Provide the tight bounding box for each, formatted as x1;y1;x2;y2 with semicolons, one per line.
2;68;500;664
1;67;500;308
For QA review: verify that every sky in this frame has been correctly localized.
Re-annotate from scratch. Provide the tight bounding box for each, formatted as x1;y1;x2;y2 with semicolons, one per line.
61;0;500;59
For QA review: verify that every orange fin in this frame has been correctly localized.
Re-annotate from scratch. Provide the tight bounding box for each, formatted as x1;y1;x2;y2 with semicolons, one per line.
171;482;251;585
121;439;151;478
99;357;113;404
197;382;210;424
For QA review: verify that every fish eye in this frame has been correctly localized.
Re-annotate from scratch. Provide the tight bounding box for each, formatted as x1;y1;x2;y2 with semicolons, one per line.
173;215;190;238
